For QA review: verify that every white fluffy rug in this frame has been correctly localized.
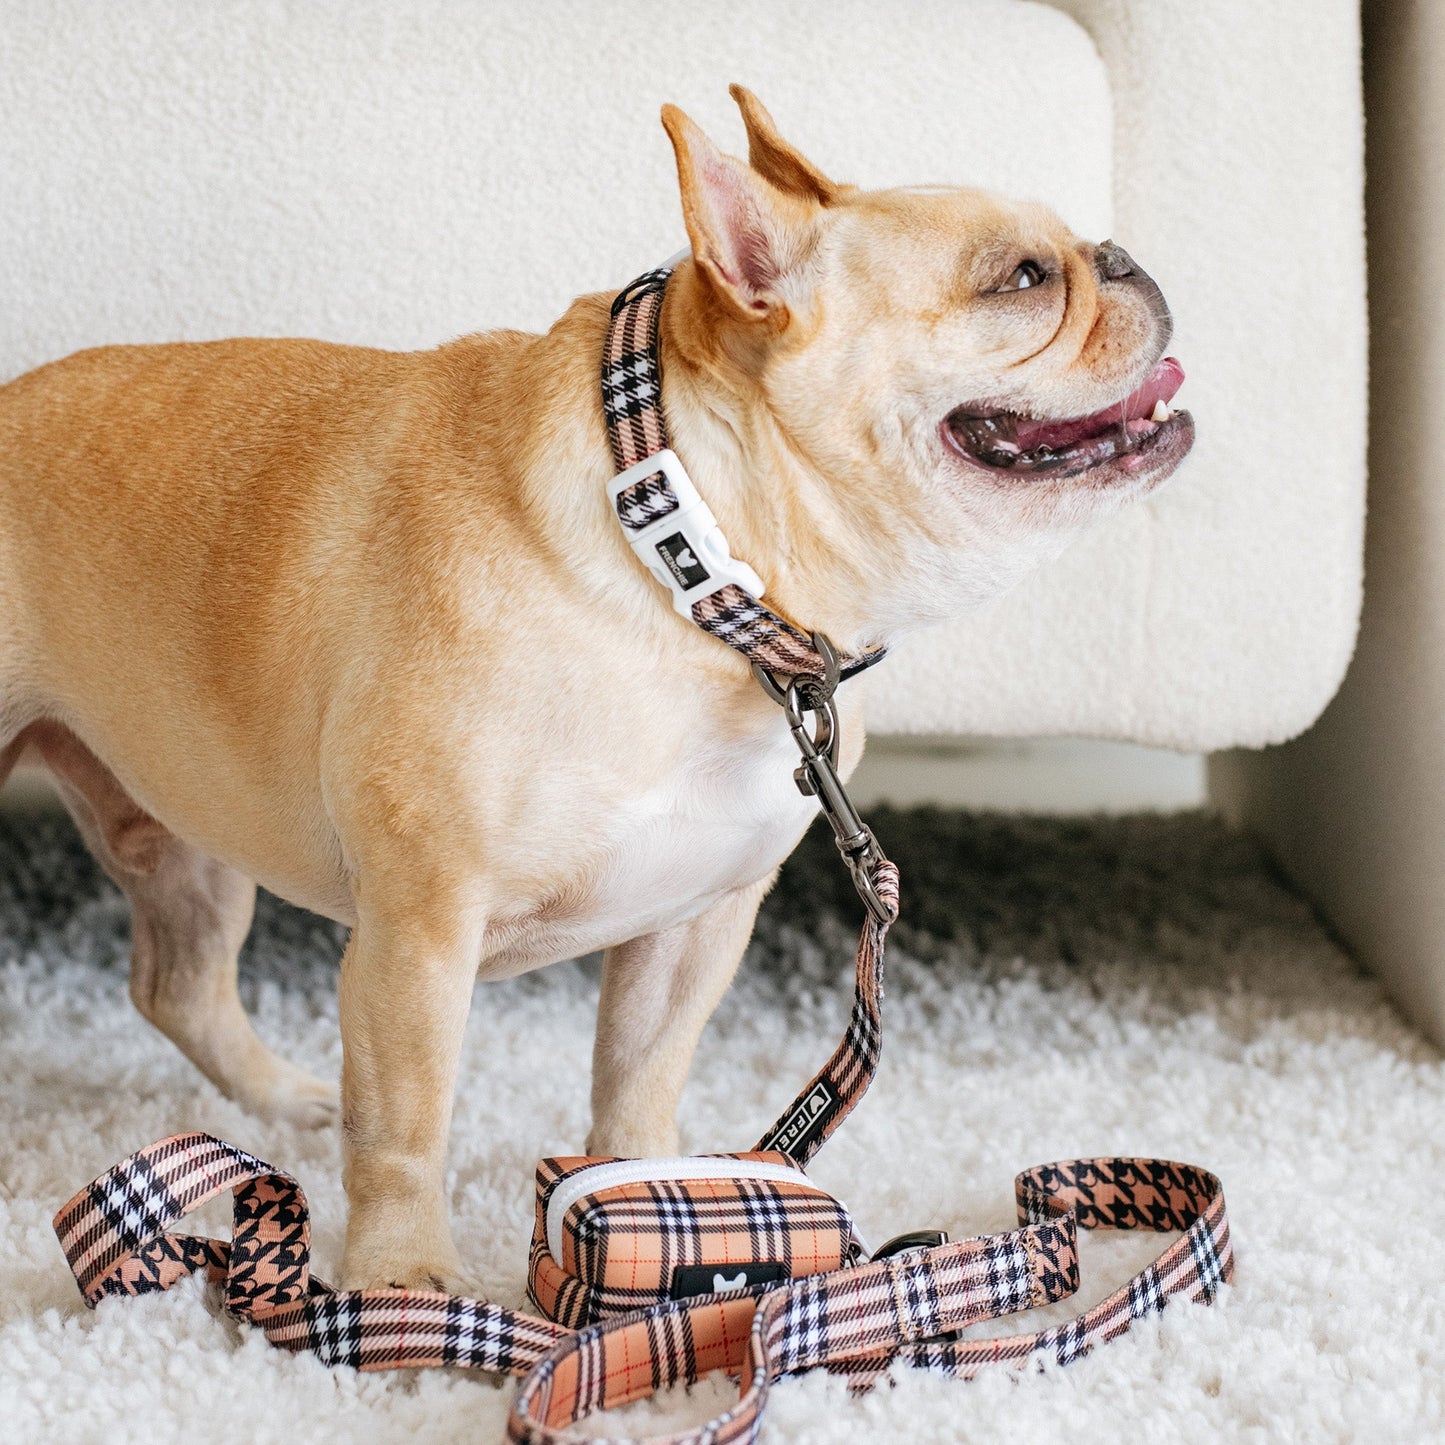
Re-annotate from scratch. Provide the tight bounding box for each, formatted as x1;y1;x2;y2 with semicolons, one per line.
2;807;1442;1442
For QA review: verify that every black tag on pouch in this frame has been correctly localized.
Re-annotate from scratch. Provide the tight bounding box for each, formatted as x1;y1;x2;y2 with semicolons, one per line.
670;1261;788;1300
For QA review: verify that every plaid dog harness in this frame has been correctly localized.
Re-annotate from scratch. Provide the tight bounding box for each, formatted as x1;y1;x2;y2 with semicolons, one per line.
53;261;1232;1442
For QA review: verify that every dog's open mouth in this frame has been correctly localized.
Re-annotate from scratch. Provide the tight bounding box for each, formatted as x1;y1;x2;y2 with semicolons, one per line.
945;357;1190;479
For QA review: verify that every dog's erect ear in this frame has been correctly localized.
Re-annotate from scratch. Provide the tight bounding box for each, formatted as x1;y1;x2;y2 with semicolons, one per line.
728;85;840;206
661;103;818;324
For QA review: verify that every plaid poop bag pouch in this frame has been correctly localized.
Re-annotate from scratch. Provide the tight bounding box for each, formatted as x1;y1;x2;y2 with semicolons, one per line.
528;1151;866;1327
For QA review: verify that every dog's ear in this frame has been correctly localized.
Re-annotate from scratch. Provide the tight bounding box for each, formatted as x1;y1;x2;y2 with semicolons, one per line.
661;103;818;324
728;85;841;206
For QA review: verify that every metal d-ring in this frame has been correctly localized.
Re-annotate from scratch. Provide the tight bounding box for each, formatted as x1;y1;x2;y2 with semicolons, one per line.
750;631;841;711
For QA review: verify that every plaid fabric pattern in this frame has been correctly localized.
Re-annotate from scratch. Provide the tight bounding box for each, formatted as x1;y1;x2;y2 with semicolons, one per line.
602;262;885;686
57;1133;1229;1445
755;860;898;1164
885;1156;1233;1380
54;1133;566;1376
54;1132;279;1303
526;1152;864;1328
508;1152;1229;1444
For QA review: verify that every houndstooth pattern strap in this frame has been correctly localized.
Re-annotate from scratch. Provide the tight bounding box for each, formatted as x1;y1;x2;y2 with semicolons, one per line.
54;1133;566;1373
53;1132;290;1304
753;859;898;1164
603;267;673;478
602;263;884;685
55;1134;1229;1443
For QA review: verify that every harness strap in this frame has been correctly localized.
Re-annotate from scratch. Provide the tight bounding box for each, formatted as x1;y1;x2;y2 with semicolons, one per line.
601;263;884;685
54;1131;1228;1444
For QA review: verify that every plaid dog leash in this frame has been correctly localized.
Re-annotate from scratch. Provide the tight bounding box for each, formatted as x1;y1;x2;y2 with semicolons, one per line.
52;260;1232;1440
53;843;1231;1433
54;1133;1229;1444
51;843;1231;1438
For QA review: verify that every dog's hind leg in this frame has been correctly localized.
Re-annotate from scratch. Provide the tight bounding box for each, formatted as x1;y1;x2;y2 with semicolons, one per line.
25;721;337;1125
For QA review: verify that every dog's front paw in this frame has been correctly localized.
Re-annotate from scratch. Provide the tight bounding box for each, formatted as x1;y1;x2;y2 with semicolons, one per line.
340;1217;467;1295
339;1254;470;1295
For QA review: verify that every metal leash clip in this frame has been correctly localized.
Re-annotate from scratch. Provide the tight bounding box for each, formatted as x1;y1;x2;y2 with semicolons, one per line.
753;632;893;925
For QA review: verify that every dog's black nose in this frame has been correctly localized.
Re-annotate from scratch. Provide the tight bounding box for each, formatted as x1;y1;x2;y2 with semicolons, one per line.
1095;241;1140;282
1095;240;1171;338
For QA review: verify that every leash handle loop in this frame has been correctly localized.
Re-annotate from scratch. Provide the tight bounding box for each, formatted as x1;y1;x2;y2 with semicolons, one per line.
53;1133;567;1374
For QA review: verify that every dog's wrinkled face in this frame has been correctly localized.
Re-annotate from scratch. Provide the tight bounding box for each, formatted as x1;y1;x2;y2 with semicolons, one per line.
663;90;1195;634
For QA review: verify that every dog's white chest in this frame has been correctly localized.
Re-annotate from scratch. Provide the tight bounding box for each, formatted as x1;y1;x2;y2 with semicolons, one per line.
592;720;815;935
483;715;817;970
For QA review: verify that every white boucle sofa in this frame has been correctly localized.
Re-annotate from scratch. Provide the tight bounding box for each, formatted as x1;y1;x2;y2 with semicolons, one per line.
0;0;1367;751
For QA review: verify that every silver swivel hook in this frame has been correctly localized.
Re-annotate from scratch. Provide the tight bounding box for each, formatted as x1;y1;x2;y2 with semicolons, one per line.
752;633;892;925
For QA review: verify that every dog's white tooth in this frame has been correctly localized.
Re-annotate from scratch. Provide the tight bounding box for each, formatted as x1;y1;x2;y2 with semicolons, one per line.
1150;399;1170;423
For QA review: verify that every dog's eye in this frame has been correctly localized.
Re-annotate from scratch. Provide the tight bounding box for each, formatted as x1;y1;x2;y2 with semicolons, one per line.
1001;261;1046;291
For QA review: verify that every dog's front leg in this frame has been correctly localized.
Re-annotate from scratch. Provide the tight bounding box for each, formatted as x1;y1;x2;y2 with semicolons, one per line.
588;876;771;1158
338;892;483;1291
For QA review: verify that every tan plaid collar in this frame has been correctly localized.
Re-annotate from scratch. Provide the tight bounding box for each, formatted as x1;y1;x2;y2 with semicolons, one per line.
601;259;887;690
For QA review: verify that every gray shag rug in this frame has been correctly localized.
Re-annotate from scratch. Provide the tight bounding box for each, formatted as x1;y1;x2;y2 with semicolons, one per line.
1;807;1442;1442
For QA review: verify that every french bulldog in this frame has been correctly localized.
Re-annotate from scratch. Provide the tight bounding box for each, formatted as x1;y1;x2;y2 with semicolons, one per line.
0;88;1191;1288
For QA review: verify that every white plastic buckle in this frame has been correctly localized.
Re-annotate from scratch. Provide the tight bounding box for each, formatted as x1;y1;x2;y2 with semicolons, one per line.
608;449;765;617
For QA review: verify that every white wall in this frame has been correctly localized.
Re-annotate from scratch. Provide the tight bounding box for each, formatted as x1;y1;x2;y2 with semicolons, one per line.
1213;0;1445;1046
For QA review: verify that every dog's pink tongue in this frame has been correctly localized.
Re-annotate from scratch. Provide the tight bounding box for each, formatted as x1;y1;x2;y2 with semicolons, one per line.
1119;356;1185;419
1014;356;1185;450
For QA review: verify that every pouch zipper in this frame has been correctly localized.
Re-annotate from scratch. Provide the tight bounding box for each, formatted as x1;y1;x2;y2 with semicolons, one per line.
545;1155;830;1266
